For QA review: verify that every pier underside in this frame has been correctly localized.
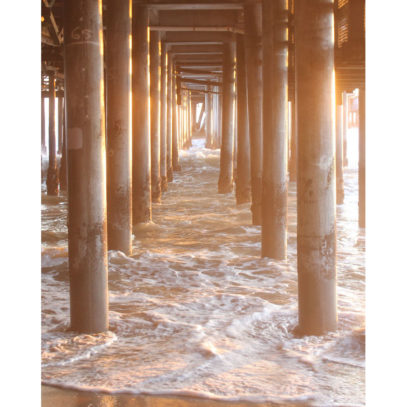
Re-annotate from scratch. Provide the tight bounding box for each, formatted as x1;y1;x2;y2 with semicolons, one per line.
38;0;367;405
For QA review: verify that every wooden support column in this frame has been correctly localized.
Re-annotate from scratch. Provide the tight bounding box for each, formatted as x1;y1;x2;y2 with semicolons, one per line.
41;96;46;154
150;31;161;202
261;0;288;259
160;45;168;192
58;96;63;154
235;34;251;204
244;1;263;224
218;40;235;194
167;56;173;181
106;0;132;253
47;73;59;196
172;72;181;171
336;104;345;204
132;4;151;223
296;0;337;335
359;87;365;228
64;0;108;333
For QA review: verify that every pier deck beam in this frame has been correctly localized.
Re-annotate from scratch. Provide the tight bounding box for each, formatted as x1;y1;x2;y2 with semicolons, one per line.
150;31;162;202
244;1;263;224
64;0;109;333
106;0;132;253
218;40;235;194
235;34;251;204
261;0;288;260
296;0;337;335
46;73;59;196
160;44;168;192
132;4;151;223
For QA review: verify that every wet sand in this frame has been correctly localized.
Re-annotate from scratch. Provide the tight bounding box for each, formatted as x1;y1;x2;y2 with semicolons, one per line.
41;385;308;407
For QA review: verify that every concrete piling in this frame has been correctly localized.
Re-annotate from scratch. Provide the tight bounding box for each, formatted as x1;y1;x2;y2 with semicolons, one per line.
132;4;151;224
336;104;345;204
358;87;365;228
218;40;235;194
59;98;67;191
57;95;63;154
261;0;288;260
46;73;59;196
41;95;46;154
342;91;349;167
244;1;263;224
288;97;297;182
167;56;174;181
160;45;168;192
172;71;181;171
64;0;109;333
205;87;213;148
150;31;162;202
235;34;251;205
296;0;337;335
106;0;132;253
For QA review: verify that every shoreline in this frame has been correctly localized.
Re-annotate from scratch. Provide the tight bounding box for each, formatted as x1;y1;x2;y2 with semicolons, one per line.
41;385;310;407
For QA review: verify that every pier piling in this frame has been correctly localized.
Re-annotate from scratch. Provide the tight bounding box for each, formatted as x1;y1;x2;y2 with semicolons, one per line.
150;31;162;202
167;56;174;181
244;1;263;224
160;43;168;192
106;0;132;253
132;4;151;224
296;0;337;335
336;104;345;204
41;95;46;154
172;71;181;171
46;73;59;196
359;87;365;228
218;40;235;194
235;34;251;205
64;0;109;333
261;0;288;260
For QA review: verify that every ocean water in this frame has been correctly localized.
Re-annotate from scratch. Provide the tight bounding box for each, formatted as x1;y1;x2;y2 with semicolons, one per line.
41;137;365;406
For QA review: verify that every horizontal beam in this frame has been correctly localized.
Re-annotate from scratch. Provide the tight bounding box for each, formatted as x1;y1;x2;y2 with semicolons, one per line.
163;31;234;42
170;52;223;56
181;87;222;95
176;62;223;67
176;67;222;76
150;25;243;33
178;77;222;87
165;41;223;45
144;2;243;10
168;44;223;53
